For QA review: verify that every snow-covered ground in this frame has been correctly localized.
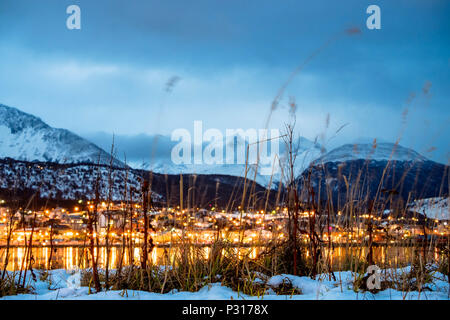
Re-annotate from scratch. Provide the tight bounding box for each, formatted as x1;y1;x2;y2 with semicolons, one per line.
409;197;449;221
1;268;448;300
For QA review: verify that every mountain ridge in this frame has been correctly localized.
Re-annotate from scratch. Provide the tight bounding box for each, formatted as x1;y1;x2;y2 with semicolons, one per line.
313;142;428;164
300;143;448;206
0;104;125;167
86;131;324;187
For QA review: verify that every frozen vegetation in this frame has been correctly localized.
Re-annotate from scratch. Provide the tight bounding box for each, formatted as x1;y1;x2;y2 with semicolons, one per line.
1;267;448;300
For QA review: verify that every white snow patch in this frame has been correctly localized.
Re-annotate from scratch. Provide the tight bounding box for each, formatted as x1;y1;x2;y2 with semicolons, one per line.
1;268;448;300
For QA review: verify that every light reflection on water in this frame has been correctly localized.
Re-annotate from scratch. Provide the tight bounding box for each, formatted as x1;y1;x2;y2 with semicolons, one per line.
0;245;440;271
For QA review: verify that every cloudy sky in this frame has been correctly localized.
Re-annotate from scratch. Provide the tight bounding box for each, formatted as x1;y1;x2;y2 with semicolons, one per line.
0;0;449;164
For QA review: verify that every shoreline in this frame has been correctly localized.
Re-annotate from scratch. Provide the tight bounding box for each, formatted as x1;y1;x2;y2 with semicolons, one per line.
0;242;439;248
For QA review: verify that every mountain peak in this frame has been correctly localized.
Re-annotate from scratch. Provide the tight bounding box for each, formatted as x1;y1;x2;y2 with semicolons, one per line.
0;103;124;167
313;142;427;164
0;104;50;133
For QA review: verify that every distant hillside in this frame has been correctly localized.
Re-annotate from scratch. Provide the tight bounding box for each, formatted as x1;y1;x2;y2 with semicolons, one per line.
299;143;449;207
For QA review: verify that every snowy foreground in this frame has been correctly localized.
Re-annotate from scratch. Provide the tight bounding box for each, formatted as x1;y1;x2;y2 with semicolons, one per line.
1;268;449;300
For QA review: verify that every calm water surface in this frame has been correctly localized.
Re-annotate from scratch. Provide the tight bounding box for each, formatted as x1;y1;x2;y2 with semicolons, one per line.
0;245;441;271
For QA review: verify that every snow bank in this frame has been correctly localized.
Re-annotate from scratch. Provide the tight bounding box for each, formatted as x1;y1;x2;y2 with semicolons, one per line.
1;268;448;300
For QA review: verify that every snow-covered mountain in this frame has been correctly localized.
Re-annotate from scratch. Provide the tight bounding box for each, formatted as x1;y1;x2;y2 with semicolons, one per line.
1;103;447;207
126;136;323;187
313;142;426;164
300;142;448;205
0;158;274;208
0;104;124;167
0;158;152;201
